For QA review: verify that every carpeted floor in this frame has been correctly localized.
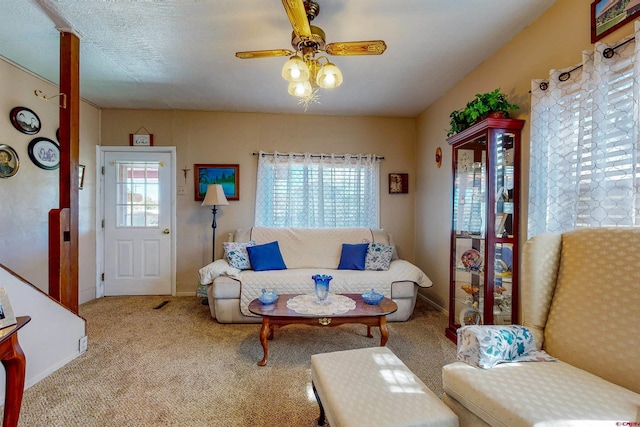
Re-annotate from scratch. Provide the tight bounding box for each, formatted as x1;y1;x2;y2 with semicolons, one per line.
15;296;456;426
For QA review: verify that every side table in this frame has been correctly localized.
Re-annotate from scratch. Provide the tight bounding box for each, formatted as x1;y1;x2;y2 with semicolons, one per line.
0;316;31;427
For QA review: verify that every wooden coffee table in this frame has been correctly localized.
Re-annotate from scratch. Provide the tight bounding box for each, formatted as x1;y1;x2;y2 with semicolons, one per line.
248;293;398;366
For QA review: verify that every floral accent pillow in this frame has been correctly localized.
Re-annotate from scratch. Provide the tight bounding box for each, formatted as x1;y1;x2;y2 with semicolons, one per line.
223;241;256;270
457;325;557;369
365;242;395;271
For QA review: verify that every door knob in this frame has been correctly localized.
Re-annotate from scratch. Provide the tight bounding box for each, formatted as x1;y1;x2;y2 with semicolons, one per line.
163;229;170;234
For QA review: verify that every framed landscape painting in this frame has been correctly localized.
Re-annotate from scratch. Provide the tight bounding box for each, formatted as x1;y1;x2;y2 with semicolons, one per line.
194;164;239;201
591;0;640;42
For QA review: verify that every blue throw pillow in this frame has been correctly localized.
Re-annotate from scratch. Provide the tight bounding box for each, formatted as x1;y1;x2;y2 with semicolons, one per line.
246;241;287;272
337;243;369;270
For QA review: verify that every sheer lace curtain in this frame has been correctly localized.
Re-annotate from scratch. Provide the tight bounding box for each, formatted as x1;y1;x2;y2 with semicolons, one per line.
528;21;640;238
254;151;380;228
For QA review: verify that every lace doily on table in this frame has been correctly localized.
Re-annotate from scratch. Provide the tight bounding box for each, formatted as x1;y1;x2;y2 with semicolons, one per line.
287;293;356;315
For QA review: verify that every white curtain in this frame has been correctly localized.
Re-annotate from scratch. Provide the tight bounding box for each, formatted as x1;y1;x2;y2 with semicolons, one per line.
528;21;640;237
254;151;380;228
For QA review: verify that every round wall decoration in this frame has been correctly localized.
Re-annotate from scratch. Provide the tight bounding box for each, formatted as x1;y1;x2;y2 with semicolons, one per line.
0;144;19;178
28;137;59;170
9;106;41;135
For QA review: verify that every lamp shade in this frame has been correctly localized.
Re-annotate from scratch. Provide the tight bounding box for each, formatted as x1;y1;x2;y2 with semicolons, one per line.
316;62;343;89
281;56;310;82
201;184;229;206
287;80;313;97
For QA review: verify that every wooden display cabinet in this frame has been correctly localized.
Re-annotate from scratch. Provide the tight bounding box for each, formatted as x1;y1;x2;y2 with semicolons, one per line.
445;118;525;343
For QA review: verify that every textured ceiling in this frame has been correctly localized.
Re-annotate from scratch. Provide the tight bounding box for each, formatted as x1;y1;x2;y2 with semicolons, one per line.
0;0;557;117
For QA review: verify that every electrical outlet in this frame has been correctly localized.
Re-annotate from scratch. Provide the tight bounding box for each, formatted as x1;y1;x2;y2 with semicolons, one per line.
177;186;186;195
79;335;88;353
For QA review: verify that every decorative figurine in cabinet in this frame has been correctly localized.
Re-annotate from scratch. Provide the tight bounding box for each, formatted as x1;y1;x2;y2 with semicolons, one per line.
445;118;525;343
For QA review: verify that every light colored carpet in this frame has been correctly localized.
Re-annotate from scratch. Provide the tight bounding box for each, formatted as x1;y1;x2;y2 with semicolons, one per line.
16;296;456;426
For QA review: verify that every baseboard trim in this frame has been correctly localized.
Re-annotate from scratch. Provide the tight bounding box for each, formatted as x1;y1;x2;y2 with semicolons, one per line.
417;293;448;317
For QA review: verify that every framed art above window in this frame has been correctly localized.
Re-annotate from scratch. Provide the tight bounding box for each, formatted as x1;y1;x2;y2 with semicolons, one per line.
591;0;640;42
194;164;239;201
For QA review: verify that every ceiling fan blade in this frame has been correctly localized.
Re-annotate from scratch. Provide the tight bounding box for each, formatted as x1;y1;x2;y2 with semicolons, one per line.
282;0;311;39
235;49;295;59
325;40;387;56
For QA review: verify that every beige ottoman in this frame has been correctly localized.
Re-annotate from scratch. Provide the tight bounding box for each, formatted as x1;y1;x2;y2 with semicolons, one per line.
311;347;458;427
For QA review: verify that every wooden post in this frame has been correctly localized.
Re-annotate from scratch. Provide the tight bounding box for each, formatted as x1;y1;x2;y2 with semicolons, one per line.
49;30;80;314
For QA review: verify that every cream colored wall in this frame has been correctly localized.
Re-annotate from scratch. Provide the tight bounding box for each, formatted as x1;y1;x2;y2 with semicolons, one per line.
415;0;637;311
100;110;416;296
0;57;100;304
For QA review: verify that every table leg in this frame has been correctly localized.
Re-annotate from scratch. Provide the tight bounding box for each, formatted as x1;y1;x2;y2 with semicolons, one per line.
366;325;373;338
258;318;270;366
379;316;389;346
1;335;27;427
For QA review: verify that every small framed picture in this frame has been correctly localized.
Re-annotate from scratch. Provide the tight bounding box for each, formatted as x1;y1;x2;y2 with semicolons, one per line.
389;173;408;194
0;287;17;329
194;164;239;201
28;137;60;170
0;144;20;178
9;106;41;135
130;134;154;146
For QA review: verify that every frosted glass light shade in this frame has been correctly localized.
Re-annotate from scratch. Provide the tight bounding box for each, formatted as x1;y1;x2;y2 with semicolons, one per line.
288;80;313;97
316;63;343;89
282;56;310;82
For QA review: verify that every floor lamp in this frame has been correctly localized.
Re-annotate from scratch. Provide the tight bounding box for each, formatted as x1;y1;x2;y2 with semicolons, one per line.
201;184;229;262
201;184;229;305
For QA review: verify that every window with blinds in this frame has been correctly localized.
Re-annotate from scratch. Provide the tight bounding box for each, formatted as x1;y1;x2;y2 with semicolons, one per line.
254;152;380;228
528;32;640;237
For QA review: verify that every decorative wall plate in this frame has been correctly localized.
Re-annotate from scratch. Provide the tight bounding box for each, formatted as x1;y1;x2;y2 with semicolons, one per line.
28;137;59;170
0;144;19;178
9;106;41;135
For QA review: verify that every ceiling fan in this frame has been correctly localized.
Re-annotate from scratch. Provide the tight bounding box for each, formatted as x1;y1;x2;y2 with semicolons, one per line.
235;0;387;105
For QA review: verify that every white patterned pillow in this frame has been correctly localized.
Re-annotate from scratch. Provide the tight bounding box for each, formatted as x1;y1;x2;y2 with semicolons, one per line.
457;325;556;369
365;242;394;271
223;241;256;270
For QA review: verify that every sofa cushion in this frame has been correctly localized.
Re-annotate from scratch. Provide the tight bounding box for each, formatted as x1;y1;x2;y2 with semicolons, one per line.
365;242;394;271
443;360;640;426
222;241;256;270
234;227;390;269
338;243;369;270
246;241;287;272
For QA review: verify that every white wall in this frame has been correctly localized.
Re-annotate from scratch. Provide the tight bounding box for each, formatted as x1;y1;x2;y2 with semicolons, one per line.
414;0;638;312
0;57;100;304
0;265;86;402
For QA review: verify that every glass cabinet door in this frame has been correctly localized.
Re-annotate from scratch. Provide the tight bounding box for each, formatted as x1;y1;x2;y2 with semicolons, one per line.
451;138;486;328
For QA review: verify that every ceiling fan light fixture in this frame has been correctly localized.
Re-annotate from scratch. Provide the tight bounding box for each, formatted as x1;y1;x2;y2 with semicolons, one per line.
316;62;343;89
288;80;313;97
282;56;310;82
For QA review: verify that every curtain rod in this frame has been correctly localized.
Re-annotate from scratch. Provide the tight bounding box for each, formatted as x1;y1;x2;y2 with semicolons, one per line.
535;36;636;91
252;152;385;161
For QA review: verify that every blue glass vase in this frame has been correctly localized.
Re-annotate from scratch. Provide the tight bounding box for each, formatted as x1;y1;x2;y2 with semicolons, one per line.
312;274;333;305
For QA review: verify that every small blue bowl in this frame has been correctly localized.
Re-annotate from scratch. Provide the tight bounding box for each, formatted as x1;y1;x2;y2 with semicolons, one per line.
362;289;384;305
258;289;279;305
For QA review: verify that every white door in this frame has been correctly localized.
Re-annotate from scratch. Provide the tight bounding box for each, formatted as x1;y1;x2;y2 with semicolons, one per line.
103;150;174;295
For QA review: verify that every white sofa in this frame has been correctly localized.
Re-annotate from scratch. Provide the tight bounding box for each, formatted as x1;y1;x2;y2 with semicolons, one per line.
199;227;433;323
442;228;640;426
